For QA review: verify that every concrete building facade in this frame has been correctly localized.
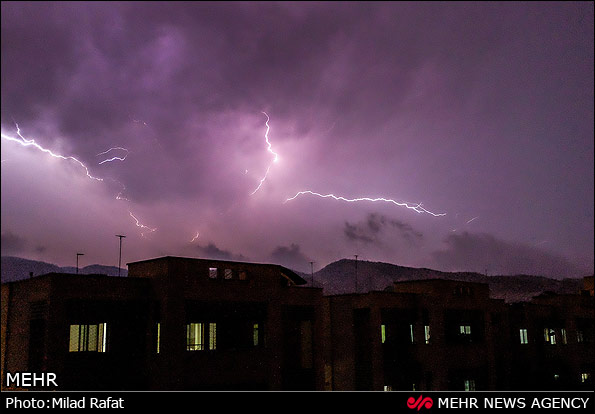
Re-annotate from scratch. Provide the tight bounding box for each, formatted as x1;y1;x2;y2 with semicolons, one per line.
1;256;593;391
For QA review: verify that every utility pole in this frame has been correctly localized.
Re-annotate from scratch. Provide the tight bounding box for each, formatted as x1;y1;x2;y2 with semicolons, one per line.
309;261;315;286
116;235;126;277
354;254;358;293
76;253;84;275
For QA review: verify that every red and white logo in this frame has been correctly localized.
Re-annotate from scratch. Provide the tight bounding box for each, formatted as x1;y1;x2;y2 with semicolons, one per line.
407;395;434;410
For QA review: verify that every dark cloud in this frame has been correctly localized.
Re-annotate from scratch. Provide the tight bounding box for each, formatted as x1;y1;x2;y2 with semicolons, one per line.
431;232;585;279
1;231;27;255
270;243;311;273
344;213;423;246
1;2;592;276
195;243;246;262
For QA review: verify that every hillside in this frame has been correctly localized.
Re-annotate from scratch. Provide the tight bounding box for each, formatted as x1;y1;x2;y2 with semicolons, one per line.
301;259;586;303
2;255;586;303
1;256;127;282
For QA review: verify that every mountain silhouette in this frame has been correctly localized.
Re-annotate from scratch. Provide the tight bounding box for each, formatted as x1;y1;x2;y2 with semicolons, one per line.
2;255;586;303
1;256;127;282
299;258;585;303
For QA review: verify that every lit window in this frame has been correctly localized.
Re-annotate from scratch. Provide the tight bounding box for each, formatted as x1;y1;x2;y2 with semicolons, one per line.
460;325;472;335
156;323;160;354
581;373;591;383
410;324;414;344
224;268;233;279
383;385;392;391
209;323;216;350
186;322;216;351
561;328;567;344
209;268;218;279
464;379;476;391
239;270;247;280
424;325;431;344
381;324;386;344
544;329;556;344
69;323;107;352
253;323;259;346
519;328;529;344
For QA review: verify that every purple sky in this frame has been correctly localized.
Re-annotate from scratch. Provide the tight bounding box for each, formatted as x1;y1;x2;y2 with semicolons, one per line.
1;2;593;277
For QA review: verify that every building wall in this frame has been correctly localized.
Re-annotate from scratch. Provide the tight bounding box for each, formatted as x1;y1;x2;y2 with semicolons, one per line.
1;262;593;391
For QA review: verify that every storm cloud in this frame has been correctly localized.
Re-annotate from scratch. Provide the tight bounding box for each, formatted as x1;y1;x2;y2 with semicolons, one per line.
1;3;592;277
431;232;587;279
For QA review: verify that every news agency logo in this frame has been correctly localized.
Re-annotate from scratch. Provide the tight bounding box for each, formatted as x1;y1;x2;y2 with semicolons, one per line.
407;395;434;410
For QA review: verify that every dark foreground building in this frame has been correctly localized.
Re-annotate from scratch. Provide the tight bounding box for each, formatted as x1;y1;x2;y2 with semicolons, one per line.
1;256;325;390
1;256;593;391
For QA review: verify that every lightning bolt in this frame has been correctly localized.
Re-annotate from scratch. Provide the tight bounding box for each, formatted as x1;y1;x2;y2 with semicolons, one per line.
97;147;130;164
2;123;156;236
129;211;157;237
190;231;200;243
285;190;446;217
466;216;479;224
1;124;103;181
250;111;279;195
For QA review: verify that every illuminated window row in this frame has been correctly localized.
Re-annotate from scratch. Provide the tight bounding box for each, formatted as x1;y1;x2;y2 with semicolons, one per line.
153;322;262;353
208;267;248;280
380;324;431;344
518;328;585;345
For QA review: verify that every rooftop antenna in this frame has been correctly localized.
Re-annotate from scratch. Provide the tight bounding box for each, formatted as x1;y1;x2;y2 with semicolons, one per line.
76;253;84;275
116;235;126;277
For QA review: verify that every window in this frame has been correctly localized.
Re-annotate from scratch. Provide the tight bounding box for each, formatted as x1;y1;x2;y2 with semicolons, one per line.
381;324;386;344
519;328;529;344
581;373;591;383
561;328;567;344
156;323;161;354
208;267;218;279
253;323;259;346
383;385;393;391
424;325;431;344
239;270;248;280
69;323;107;352
224;268;233;279
464;379;476;391
300;320;313;369
186;322;216;351
544;329;556;344
410;324;414;344
577;330;584;343
460;325;472;335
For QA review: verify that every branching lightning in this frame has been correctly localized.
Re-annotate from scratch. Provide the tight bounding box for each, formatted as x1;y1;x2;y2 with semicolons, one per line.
250;111;279;195
97;147;130;164
285;190;446;217
1;124;103;181
129;211;157;237
2;123;157;237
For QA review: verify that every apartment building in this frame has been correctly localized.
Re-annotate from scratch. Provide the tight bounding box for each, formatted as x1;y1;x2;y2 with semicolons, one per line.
325;279;510;391
1;256;325;390
1;256;593;391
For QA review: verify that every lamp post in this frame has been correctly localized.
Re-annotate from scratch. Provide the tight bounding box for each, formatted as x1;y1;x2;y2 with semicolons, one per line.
76;253;84;274
116;235;126;277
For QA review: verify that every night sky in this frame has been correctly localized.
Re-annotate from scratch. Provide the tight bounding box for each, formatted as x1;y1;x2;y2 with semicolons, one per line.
1;2;593;277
